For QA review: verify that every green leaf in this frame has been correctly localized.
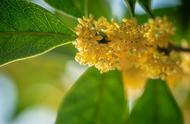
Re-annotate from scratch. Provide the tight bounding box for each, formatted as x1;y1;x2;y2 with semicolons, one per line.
56;67;127;124
128;79;183;124
138;0;154;18
45;0;112;19
177;0;190;31
124;0;137;17
0;0;76;67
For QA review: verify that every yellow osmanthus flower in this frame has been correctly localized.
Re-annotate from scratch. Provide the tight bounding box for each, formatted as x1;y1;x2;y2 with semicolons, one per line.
143;16;174;48
74;16;121;72
180;40;190;74
137;51;181;79
74;15;181;79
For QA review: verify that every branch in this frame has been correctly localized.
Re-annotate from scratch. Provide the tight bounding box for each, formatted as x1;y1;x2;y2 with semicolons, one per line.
158;44;190;55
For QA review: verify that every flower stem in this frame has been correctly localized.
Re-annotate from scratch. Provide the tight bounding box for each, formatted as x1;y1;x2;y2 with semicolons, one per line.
158;44;190;54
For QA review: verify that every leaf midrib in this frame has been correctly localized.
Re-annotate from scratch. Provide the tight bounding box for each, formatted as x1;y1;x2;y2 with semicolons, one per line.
0;31;72;36
93;75;106;124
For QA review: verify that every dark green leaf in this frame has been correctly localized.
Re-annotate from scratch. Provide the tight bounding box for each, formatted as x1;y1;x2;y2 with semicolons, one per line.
128;79;183;124
45;0;112;19
123;0;137;17
177;0;190;31
138;0;154;18
0;0;76;67
56;67;127;124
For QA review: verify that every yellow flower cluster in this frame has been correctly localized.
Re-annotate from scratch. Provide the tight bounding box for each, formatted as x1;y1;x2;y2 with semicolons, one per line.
143;16;174;48
74;15;181;79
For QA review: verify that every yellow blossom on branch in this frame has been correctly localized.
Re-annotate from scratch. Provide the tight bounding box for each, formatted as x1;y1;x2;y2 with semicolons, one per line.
74;15;182;79
74;16;121;72
143;16;174;48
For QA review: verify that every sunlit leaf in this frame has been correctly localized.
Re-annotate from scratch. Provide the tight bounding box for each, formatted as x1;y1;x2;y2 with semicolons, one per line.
56;67;127;124
138;0;154;18
0;0;76;67
128;79;183;124
45;0;112;19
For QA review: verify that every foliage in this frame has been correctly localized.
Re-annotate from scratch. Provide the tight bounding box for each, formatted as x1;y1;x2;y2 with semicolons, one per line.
56;68;127;124
128;79;183;124
0;0;75;66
